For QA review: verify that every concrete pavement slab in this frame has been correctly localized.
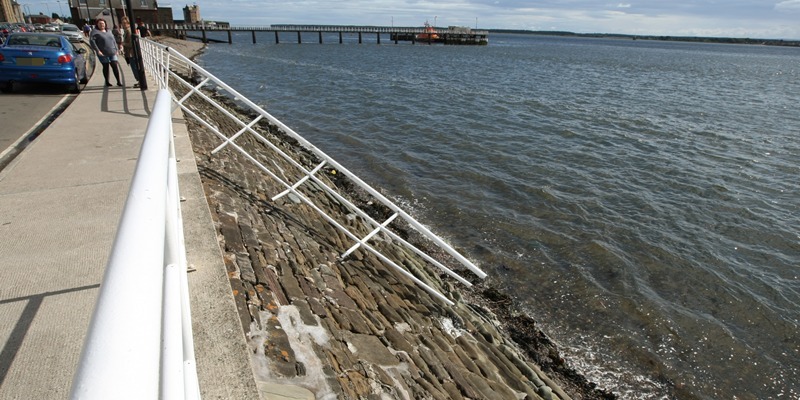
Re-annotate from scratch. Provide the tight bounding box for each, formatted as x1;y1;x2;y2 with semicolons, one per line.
0;64;146;400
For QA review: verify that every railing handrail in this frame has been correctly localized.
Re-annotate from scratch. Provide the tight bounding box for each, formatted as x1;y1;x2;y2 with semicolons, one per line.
139;38;486;306
70;90;200;399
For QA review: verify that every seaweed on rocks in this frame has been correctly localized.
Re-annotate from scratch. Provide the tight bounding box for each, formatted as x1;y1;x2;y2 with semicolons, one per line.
469;286;618;400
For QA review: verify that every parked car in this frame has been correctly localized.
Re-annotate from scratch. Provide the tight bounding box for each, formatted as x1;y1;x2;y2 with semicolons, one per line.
0;33;90;93
59;24;84;43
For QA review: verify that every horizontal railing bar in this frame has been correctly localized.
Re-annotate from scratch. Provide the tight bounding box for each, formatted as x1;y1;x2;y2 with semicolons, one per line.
342;213;399;259
272;160;328;201
212;114;264;154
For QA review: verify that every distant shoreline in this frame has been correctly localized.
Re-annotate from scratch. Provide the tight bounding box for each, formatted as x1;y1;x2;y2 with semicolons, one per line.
488;29;800;47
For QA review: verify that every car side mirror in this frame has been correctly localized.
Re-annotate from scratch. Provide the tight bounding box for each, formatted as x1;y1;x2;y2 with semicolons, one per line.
77;47;87;54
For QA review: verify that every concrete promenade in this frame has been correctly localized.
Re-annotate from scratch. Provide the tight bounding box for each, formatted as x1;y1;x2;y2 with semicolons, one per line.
0;66;266;398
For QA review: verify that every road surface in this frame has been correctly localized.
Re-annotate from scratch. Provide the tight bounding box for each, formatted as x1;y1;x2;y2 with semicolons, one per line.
0;42;94;170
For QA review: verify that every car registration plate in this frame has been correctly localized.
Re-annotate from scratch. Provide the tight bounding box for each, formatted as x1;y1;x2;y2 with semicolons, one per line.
17;58;45;66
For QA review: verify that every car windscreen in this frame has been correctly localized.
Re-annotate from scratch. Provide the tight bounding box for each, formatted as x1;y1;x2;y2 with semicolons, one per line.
5;35;63;46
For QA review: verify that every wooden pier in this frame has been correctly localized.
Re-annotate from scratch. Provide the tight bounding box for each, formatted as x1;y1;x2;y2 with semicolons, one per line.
147;24;489;45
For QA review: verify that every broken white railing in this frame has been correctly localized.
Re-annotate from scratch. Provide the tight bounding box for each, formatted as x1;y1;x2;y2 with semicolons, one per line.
70;90;200;399
138;38;486;305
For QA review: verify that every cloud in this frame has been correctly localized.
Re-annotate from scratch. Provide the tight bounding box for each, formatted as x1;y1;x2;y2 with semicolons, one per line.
775;0;800;10
172;0;800;39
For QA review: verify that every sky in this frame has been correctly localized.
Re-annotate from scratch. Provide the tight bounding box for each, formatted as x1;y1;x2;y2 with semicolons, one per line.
24;0;800;39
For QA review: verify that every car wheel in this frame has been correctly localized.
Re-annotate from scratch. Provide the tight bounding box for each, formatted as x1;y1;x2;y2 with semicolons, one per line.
79;64;89;84
1;81;13;93
68;70;81;93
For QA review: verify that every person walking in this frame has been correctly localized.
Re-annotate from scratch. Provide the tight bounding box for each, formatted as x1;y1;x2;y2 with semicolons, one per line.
90;19;123;87
119;17;141;88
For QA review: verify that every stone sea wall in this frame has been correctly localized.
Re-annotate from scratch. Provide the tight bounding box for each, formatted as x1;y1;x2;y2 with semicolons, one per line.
160;37;613;400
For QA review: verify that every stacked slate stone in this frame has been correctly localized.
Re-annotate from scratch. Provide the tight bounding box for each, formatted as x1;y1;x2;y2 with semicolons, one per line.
176;82;608;399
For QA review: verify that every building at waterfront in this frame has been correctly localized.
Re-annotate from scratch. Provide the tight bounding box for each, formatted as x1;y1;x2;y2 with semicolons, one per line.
28;14;53;24
0;0;23;23
183;4;199;23
68;0;173;28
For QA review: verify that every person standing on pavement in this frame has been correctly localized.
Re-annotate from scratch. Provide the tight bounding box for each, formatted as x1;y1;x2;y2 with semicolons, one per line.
112;23;123;48
136;19;151;38
90;19;123;87
119;17;141;88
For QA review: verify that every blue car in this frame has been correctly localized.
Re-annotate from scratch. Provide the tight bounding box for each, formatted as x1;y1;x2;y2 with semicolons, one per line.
0;33;90;93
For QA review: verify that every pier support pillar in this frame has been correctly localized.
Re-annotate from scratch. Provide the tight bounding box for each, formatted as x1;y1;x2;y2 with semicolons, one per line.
275;31;279;44
339;31;343;44
377;32;380;44
319;31;323;44
252;30;256;43
297;31;301;44
358;32;362;44
227;30;232;44
201;28;207;44
394;32;398;44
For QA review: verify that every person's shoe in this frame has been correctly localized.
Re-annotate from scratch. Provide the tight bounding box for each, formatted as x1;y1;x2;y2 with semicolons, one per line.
116;82;123;87
133;83;140;88
105;82;112;87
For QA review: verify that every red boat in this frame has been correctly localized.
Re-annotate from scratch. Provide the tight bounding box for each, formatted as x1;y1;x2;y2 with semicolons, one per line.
415;21;440;41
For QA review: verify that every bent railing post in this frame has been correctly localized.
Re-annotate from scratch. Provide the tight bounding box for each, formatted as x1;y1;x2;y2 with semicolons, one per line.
139;39;487;305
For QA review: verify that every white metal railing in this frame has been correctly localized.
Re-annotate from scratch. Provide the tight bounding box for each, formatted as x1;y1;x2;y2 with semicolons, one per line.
139;38;487;305
70;90;200;399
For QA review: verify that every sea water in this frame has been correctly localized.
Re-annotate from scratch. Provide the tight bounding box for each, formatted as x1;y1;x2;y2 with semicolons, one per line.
195;32;799;399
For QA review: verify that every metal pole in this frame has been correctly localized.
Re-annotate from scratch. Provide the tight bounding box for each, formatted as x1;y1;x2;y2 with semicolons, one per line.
84;0;91;23
108;0;118;28
124;0;147;90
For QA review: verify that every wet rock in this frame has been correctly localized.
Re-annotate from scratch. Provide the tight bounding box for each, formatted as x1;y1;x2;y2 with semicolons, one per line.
384;328;414;354
344;333;399;366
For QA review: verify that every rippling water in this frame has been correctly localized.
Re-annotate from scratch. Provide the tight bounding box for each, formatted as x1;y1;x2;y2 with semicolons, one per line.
195;33;800;399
